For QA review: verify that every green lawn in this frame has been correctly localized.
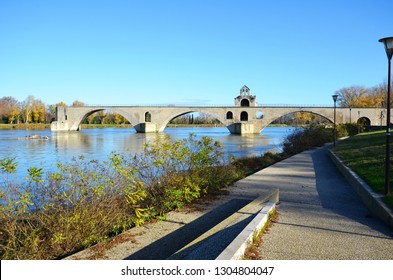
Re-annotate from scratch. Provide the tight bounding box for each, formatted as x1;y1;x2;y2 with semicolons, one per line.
332;130;393;209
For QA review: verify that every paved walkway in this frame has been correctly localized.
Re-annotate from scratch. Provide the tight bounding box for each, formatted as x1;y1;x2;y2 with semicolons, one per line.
249;145;393;259
67;145;392;260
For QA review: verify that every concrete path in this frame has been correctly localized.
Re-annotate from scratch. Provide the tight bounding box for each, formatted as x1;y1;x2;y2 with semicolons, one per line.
66;144;392;260
251;145;393;259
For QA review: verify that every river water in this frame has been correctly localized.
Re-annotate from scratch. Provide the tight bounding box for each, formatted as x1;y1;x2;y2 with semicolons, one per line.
0;126;295;179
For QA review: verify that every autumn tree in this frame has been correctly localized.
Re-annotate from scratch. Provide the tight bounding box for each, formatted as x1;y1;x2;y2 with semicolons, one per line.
21;95;35;123
293;112;328;125
334;82;392;108
47;101;68;122
294;112;314;124
31;98;46;123
72;100;85;107
335;86;369;107
19;96;48;123
369;82;389;107
113;113;127;124
0;96;21;124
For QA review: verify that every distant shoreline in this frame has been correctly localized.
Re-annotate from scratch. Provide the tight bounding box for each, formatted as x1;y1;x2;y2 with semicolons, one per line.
0;123;296;130
0;123;50;130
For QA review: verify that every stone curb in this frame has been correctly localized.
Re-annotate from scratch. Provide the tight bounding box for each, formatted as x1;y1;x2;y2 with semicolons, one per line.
328;149;393;230
168;189;279;260
215;201;277;260
216;190;279;260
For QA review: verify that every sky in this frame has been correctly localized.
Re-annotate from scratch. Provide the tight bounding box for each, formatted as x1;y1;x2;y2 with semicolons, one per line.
0;0;392;107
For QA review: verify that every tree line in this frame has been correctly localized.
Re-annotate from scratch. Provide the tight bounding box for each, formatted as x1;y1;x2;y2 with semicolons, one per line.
335;81;391;108
0;97;129;125
169;113;221;125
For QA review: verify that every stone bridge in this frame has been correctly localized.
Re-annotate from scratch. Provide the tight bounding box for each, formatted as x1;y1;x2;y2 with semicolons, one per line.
51;86;388;134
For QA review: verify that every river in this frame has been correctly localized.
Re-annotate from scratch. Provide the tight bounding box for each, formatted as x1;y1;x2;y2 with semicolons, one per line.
0;126;295;179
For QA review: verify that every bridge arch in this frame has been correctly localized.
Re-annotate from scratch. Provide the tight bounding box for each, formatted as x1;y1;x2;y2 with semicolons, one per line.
240;99;250;107
157;109;227;132
69;107;137;131
261;108;334;129
145;112;152;122
357;117;371;131
240;111;249;121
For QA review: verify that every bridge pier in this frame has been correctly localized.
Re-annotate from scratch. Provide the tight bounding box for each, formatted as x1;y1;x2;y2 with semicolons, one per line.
134;123;157;133
51;121;70;131
227;123;259;134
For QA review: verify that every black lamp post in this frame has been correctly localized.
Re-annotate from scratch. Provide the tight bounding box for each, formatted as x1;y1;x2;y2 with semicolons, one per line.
379;36;393;195
332;94;338;147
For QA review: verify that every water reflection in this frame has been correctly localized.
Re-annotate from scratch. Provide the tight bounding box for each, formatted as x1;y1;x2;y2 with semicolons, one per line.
0;126;294;179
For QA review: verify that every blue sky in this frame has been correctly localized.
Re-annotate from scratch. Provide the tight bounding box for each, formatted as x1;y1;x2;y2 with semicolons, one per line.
0;0;392;106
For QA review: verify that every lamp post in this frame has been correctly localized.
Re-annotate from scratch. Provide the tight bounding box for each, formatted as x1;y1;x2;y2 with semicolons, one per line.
379;36;393;195
332;94;338;147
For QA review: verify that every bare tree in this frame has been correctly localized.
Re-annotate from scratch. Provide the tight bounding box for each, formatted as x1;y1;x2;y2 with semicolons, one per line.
335;86;369;107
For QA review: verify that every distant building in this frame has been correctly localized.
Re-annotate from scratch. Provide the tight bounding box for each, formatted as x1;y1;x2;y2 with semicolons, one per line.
234;85;257;107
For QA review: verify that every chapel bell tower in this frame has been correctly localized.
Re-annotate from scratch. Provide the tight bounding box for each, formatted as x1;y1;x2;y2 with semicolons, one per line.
234;85;257;107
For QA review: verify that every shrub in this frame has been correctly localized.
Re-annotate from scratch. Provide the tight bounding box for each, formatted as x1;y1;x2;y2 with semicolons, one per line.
336;123;358;137
133;133;232;214
0;133;239;259
0;155;148;259
282;125;333;156
233;152;284;176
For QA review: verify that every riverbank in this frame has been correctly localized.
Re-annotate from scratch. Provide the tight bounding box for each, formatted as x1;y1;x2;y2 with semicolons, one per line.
0;123;50;129
0;125;377;259
1;133;281;260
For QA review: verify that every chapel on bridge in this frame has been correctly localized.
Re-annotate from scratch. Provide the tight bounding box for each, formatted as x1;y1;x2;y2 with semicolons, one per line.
234;85;257;107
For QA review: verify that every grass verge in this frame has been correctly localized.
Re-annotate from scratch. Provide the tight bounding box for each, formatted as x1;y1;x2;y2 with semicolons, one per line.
332;130;393;209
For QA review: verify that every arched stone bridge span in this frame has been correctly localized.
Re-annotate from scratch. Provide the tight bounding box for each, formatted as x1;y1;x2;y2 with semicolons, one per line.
51;105;387;135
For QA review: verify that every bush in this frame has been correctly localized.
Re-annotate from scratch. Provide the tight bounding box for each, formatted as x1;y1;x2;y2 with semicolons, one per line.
0;133;240;259
133;134;236;215
233;152;284;176
0;155;147;259
336;123;358;137
282;125;333;156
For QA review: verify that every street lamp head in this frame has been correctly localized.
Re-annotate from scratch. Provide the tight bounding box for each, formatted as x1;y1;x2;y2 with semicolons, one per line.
332;94;338;103
379;37;393;60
